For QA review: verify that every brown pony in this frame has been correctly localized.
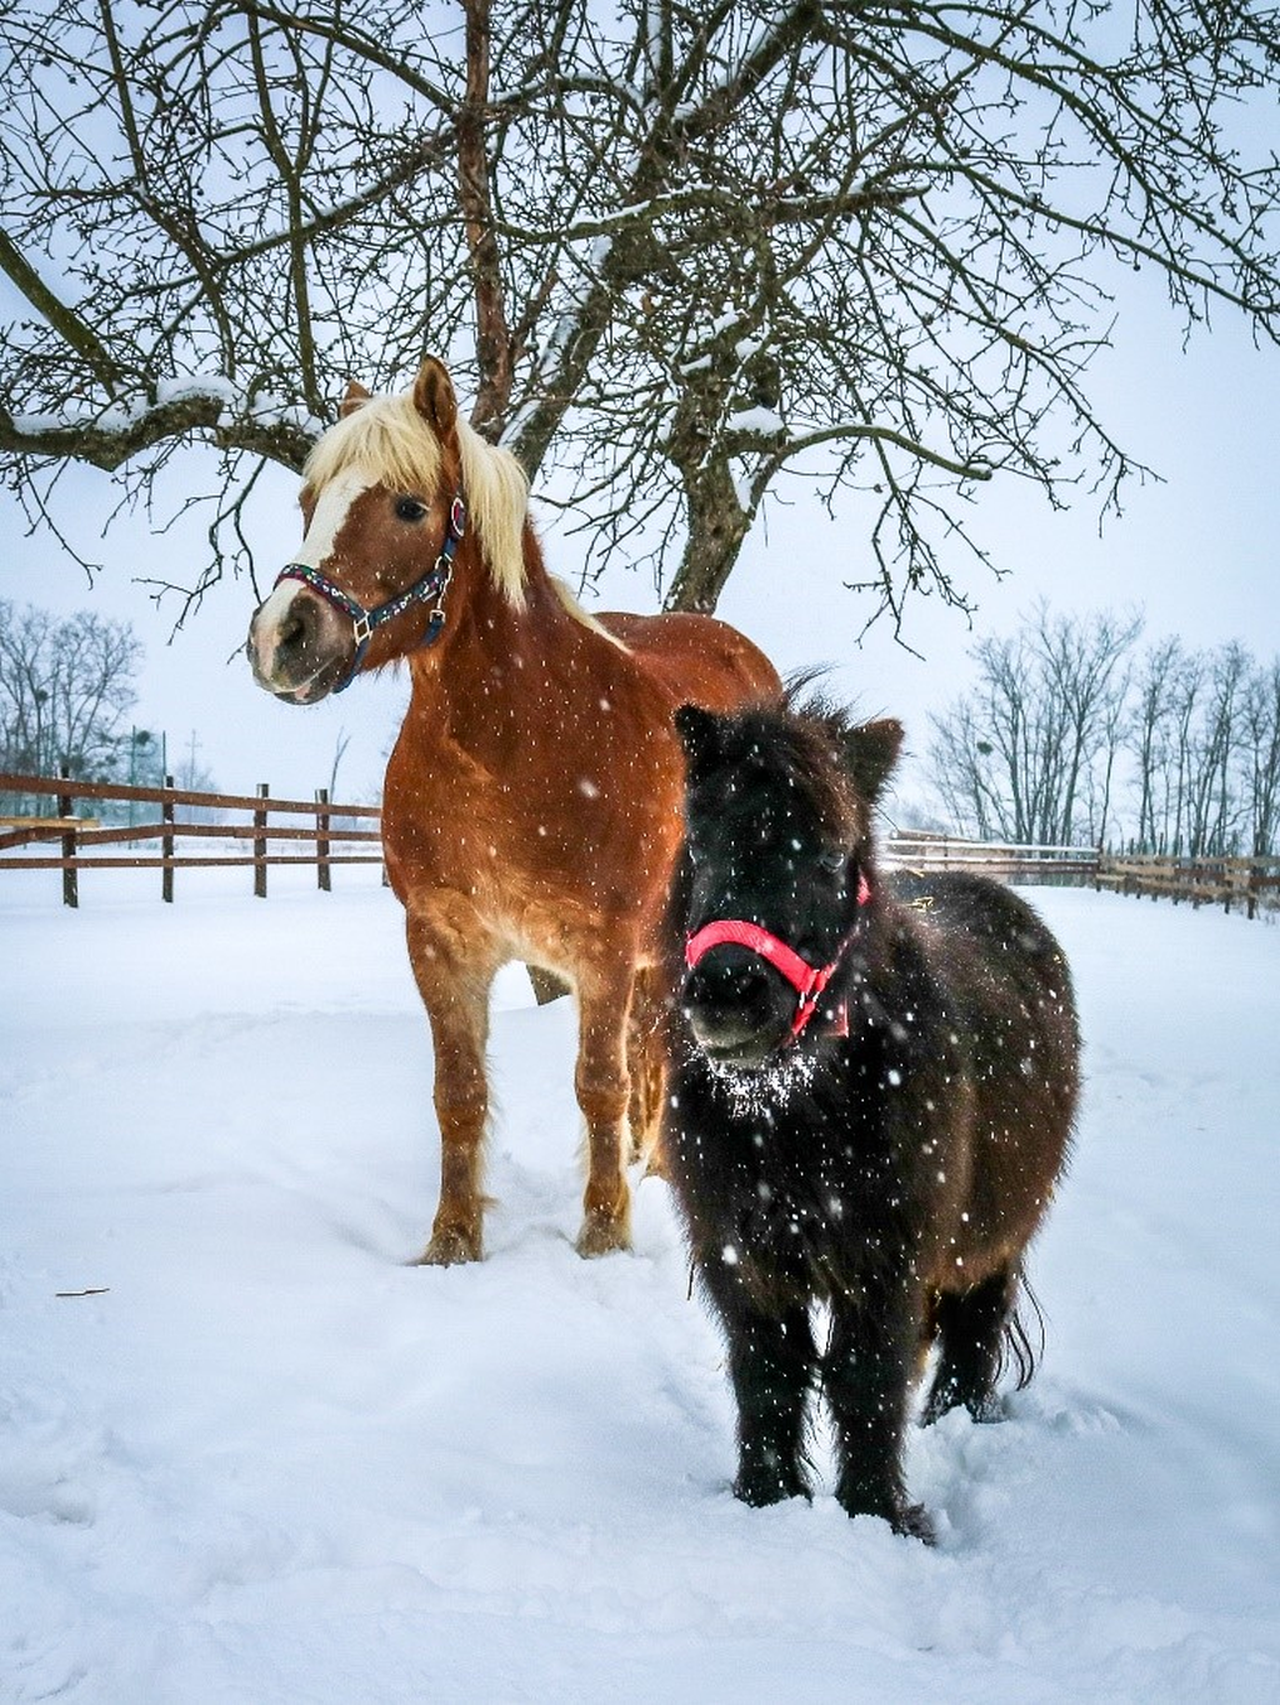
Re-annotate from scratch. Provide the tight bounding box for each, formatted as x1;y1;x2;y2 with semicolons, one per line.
247;357;780;1263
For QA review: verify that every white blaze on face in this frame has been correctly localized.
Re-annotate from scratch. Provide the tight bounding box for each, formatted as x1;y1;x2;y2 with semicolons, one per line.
251;470;373;680
293;469;374;571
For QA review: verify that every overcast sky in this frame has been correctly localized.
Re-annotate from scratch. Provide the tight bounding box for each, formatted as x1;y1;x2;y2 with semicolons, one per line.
4;269;1278;813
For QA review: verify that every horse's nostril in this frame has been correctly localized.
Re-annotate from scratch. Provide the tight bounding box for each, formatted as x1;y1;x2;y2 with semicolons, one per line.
728;963;769;1003
691;955;771;1012
274;595;322;663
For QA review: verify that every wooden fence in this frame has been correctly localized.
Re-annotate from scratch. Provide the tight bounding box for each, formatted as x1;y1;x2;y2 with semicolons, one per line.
1094;851;1280;920
881;832;1099;883
4;773;1279;919
0;772;382;906
882;835;1279;918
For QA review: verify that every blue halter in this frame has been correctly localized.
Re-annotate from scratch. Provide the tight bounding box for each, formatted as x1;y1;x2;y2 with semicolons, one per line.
273;492;467;694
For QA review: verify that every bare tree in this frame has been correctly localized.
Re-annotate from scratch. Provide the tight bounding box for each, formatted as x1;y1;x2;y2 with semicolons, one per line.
928;689;1011;842
2;1;1278;624
1083;671;1130;850
929;604;1140;843
929;628;1057;844
1240;660;1280;856
1129;635;1184;852
1160;649;1207;856
934;605;1280;854
1033;605;1142;843
0;598;142;784
1182;642;1250;856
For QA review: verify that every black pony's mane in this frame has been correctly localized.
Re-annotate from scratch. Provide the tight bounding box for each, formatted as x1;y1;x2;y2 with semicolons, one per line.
705;674;877;846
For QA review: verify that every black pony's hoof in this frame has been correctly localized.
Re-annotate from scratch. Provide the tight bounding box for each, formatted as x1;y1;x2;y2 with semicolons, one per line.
733;1464;810;1508
921;1382;1006;1427
892;1502;937;1545
836;1482;936;1544
966;1393;1007;1424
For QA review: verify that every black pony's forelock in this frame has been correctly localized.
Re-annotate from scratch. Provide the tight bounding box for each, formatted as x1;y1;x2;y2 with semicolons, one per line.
703;675;870;844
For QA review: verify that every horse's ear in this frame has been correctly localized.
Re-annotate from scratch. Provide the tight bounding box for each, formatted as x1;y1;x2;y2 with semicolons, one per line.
674;703;725;778
339;380;372;417
413;356;458;437
842;718;904;805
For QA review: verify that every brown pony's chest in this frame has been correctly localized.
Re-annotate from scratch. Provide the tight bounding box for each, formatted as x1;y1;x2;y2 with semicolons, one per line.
379;702;684;944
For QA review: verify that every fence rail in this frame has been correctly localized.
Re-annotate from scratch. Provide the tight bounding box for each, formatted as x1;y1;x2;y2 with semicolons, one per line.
882;832;1099;883
1095;852;1280;919
4;773;1278;918
0;771;382;905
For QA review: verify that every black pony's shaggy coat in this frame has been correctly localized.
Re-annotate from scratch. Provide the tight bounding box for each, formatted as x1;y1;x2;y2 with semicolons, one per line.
663;692;1080;1541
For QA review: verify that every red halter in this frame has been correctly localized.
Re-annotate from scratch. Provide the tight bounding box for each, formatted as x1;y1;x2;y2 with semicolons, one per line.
684;873;872;1045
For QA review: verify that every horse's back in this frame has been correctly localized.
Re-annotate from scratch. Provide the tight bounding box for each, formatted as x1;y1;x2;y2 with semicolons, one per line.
891;869;1069;979
891;869;1078;1059
890;870;1079;1247
598;609;781;709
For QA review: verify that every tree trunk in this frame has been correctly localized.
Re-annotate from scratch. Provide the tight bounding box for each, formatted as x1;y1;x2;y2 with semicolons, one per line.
662;457;751;614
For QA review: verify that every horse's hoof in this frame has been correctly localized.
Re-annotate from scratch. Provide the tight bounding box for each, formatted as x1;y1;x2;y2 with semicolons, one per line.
836;1484;936;1544
919;1389;954;1428
733;1468;810;1507
966;1393;1007;1424
893;1502;937;1545
575;1217;630;1258
413;1226;483;1266
921;1384;1006;1427
640;1142;669;1180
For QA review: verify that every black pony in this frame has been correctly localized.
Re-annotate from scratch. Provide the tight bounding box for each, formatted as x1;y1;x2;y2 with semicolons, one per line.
664;691;1079;1542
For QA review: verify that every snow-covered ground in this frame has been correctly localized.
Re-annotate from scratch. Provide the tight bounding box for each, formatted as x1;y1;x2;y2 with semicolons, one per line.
3;870;1278;1703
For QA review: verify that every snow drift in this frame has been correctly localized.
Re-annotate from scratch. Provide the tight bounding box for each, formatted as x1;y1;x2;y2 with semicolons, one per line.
2;873;1277;1702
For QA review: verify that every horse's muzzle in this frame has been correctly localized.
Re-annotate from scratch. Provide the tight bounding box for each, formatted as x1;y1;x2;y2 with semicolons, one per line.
247;583;353;704
682;944;797;1067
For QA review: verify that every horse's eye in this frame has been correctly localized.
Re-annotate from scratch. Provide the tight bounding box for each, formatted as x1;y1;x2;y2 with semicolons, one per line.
819;848;846;873
395;496;428;522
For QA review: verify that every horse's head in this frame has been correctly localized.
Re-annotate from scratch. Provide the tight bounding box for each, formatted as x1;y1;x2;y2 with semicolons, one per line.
673;694;903;1068
247;356;528;703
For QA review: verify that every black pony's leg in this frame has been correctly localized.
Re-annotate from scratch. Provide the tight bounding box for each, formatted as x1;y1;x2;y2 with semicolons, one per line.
701;1262;816;1506
825;1288;934;1542
921;1265;1019;1426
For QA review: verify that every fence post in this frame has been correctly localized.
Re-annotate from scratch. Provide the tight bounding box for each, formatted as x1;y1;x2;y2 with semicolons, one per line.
254;784;269;898
315;787;331;892
162;775;175;903
58;762;77;909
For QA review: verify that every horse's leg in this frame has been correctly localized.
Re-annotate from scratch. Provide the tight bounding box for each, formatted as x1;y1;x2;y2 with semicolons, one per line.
573;957;637;1257
921;1265;1020;1425
625;963;666;1174
404;906;499;1266
700;1259;815;1504
825;1287;934;1541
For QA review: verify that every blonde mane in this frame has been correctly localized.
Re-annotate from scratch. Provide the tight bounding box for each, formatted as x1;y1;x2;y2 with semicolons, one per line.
302;389;531;606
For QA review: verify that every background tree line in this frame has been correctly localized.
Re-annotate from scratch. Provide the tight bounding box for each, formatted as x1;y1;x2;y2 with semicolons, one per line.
927;604;1280;856
0;597;219;819
1;0;1278;627
0;597;142;782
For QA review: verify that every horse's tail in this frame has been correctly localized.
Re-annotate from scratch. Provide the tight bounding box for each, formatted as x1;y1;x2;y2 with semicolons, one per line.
1002;1267;1047;1391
